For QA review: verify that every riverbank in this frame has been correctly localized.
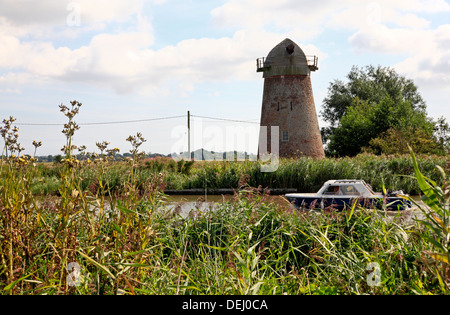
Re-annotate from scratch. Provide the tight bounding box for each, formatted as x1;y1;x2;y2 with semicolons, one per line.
29;154;448;197
163;187;297;195
1;150;449;295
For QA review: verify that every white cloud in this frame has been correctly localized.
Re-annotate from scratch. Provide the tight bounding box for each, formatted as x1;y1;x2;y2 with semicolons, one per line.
397;14;431;29
401;0;450;13
347;16;450;90
0;32;89;76
348;25;429;54
211;0;450;35
211;0;338;40
0;0;146;38
435;24;450;49
0;0;448;96
394;24;450;90
0;17;327;95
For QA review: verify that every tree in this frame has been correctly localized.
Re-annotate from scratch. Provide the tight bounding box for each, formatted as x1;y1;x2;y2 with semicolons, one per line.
433;116;450;154
364;127;441;155
321;65;448;157
54;154;63;164
321;65;427;141
326;98;376;157
326;95;436;157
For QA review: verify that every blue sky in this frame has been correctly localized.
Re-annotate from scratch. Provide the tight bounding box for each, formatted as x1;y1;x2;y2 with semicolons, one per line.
1;0;449;156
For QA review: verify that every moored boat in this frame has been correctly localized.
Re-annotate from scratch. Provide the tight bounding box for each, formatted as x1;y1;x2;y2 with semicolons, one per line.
285;180;412;211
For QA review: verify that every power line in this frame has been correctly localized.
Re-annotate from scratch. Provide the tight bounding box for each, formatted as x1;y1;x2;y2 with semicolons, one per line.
15;115;186;126
14;114;260;126
80;115;186;126
191;115;259;124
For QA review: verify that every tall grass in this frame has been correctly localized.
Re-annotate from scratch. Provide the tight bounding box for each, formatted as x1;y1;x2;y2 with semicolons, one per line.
28;154;447;196
169;154;446;195
405;148;450;293
0;102;449;295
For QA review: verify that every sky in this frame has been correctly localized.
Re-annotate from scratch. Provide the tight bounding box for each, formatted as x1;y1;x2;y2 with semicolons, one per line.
0;0;449;157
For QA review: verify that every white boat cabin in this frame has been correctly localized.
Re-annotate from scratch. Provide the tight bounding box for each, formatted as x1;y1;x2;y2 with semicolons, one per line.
315;180;381;198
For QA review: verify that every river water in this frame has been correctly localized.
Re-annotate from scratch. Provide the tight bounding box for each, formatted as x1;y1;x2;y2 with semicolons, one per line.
163;193;430;225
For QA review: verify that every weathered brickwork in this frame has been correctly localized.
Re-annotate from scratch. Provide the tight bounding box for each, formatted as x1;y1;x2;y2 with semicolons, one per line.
258;39;325;159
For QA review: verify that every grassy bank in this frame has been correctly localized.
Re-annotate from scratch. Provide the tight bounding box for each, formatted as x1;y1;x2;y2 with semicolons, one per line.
0;149;449;294
1;104;449;295
28;154;448;196
175;154;448;195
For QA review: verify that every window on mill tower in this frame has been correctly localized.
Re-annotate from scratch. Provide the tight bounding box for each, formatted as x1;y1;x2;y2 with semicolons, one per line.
282;131;289;142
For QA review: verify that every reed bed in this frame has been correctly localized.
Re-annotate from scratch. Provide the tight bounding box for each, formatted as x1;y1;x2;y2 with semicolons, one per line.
0;103;449;295
23;154;448;197
186;154;447;195
1;177;449;295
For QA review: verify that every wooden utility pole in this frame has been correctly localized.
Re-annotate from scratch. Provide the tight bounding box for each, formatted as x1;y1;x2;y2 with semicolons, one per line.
187;110;191;160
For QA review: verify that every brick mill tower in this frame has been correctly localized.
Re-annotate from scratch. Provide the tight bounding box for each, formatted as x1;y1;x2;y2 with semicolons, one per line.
257;38;325;159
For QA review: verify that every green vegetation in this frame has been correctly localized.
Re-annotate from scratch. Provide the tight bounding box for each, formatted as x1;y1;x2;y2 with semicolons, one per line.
27;154;448;197
1;101;449;295
321;65;450;156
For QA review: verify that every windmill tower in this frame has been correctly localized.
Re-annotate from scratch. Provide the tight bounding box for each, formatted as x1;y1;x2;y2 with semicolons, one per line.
257;38;325;159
